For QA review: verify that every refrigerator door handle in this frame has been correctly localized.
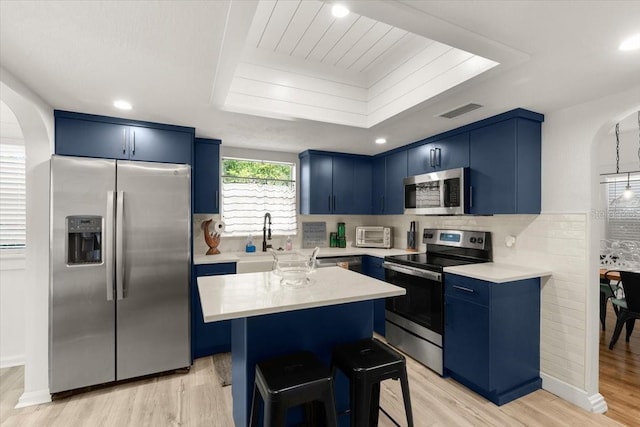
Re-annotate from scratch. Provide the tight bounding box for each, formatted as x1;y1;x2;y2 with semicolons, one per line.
106;191;115;301
116;191;125;300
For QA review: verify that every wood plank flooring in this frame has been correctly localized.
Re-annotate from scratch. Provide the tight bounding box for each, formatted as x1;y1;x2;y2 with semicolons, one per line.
1;345;622;427
599;303;640;426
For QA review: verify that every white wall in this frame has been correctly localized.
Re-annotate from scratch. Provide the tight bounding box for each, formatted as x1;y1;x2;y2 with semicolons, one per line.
1;66;54;408
0;266;25;368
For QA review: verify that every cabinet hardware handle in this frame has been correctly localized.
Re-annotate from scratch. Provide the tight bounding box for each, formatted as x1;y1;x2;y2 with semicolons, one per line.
453;285;475;293
470;186;474;208
215;190;219;210
132;130;136;156
435;147;441;167
328;195;331;211
122;128;126;154
333;195;336;212
430;148;434;167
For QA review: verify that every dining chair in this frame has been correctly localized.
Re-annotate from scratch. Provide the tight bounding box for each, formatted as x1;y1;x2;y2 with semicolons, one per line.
608;271;640;350
600;271;620;331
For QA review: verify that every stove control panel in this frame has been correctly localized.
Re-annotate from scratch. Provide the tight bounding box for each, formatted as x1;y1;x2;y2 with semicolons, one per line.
423;228;491;250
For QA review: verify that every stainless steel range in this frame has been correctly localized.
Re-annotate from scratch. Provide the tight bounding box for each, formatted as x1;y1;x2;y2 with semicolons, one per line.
383;229;492;375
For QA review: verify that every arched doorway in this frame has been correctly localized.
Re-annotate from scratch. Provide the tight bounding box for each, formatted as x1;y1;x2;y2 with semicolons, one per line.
1;68;53;407
591;108;640;425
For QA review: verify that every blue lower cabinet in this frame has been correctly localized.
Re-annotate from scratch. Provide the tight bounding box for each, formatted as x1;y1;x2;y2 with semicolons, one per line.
444;274;541;405
362;256;386;335
192;263;236;359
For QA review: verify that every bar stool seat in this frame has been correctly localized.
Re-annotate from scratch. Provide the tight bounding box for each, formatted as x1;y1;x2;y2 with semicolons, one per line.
249;351;338;427
332;338;414;427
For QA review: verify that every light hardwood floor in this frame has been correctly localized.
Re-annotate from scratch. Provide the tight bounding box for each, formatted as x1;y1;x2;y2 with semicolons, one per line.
599;303;640;427
1;347;622;427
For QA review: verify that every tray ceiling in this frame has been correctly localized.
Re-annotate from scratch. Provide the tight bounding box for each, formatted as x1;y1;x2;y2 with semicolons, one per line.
219;0;499;128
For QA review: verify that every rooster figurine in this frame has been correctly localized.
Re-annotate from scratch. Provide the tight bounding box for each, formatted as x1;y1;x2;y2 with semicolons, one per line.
202;219;221;255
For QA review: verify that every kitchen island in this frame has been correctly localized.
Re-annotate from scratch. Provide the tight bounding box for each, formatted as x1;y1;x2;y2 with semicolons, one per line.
197;266;405;427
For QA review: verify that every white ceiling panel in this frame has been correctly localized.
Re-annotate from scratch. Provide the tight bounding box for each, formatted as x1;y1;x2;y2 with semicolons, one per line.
246;0;276;48
336;21;395;70
305;12;358;62
290;3;336;59
322;16;377;66
353;28;409;73
274;0;322;55
257;0;300;51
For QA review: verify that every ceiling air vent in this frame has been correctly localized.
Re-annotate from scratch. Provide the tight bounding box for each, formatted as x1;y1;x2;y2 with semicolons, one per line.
439;103;483;119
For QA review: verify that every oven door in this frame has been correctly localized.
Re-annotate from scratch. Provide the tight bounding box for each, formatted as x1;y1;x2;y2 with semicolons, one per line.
383;262;443;335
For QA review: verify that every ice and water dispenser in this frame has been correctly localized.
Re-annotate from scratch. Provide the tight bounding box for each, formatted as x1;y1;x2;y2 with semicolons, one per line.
67;216;102;265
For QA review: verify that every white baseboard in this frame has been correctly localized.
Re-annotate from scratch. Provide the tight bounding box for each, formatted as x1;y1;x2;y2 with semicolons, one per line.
0;355;25;369
541;372;608;413
15;389;51;408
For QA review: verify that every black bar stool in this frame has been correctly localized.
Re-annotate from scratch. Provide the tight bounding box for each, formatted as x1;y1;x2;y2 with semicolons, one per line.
249;351;338;427
331;338;414;427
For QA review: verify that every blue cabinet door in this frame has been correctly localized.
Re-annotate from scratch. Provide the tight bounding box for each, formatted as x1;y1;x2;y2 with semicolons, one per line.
128;126;192;164
351;157;372;214
192;263;236;359
371;156;386;214
332;155;354;214
444;295;490;390
194;138;221;214
384;150;408;215
469;118;541;215
434;132;469;171
407;132;469;175
55;112;194;164
469;120;517;215
309;154;333;214
55;117;129;160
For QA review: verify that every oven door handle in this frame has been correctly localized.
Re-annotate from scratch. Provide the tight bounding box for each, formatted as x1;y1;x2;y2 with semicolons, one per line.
383;262;442;281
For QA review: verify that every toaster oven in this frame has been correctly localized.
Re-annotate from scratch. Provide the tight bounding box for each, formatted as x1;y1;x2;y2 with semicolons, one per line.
355;226;392;249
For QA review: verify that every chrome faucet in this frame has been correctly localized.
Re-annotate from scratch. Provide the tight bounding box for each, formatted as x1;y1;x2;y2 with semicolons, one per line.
262;212;272;252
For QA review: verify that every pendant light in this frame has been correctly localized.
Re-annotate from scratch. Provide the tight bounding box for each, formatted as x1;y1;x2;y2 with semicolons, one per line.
605;112;640;207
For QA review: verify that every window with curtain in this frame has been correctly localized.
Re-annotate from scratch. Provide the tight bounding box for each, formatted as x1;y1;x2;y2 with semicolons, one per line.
0;143;26;249
221;157;296;237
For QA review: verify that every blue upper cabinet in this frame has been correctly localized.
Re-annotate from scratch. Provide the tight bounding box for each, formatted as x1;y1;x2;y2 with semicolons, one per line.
299;151;372;215
194;138;221;214
469;115;542;214
407;132;470;175
54;110;194;164
371;151;407;215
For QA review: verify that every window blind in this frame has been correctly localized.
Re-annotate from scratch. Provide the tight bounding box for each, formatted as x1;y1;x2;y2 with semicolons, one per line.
221;159;297;237
606;176;640;241
0;143;26;249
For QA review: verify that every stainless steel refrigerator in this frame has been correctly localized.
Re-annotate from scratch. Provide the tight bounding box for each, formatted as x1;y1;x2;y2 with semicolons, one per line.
49;155;191;393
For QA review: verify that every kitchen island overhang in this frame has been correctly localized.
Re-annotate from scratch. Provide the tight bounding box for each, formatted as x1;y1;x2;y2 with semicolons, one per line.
197;266;405;427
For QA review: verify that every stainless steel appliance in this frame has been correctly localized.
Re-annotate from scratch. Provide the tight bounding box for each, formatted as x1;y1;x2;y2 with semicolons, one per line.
403;168;469;215
50;155;191;393
316;255;362;273
383;229;492;375
355;226;392;249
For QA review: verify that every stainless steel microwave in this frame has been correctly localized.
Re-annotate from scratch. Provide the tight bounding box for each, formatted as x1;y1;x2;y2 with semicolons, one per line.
403;168;469;215
355;226;392;248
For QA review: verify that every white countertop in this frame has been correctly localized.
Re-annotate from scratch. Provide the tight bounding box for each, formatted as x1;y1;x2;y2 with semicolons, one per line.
193;247;412;265
444;262;552;283
197;266;405;322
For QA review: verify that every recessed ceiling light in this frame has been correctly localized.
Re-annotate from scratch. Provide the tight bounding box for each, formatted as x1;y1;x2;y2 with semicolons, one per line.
113;100;132;110
332;4;349;18
619;33;640;51
375;138;387;144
